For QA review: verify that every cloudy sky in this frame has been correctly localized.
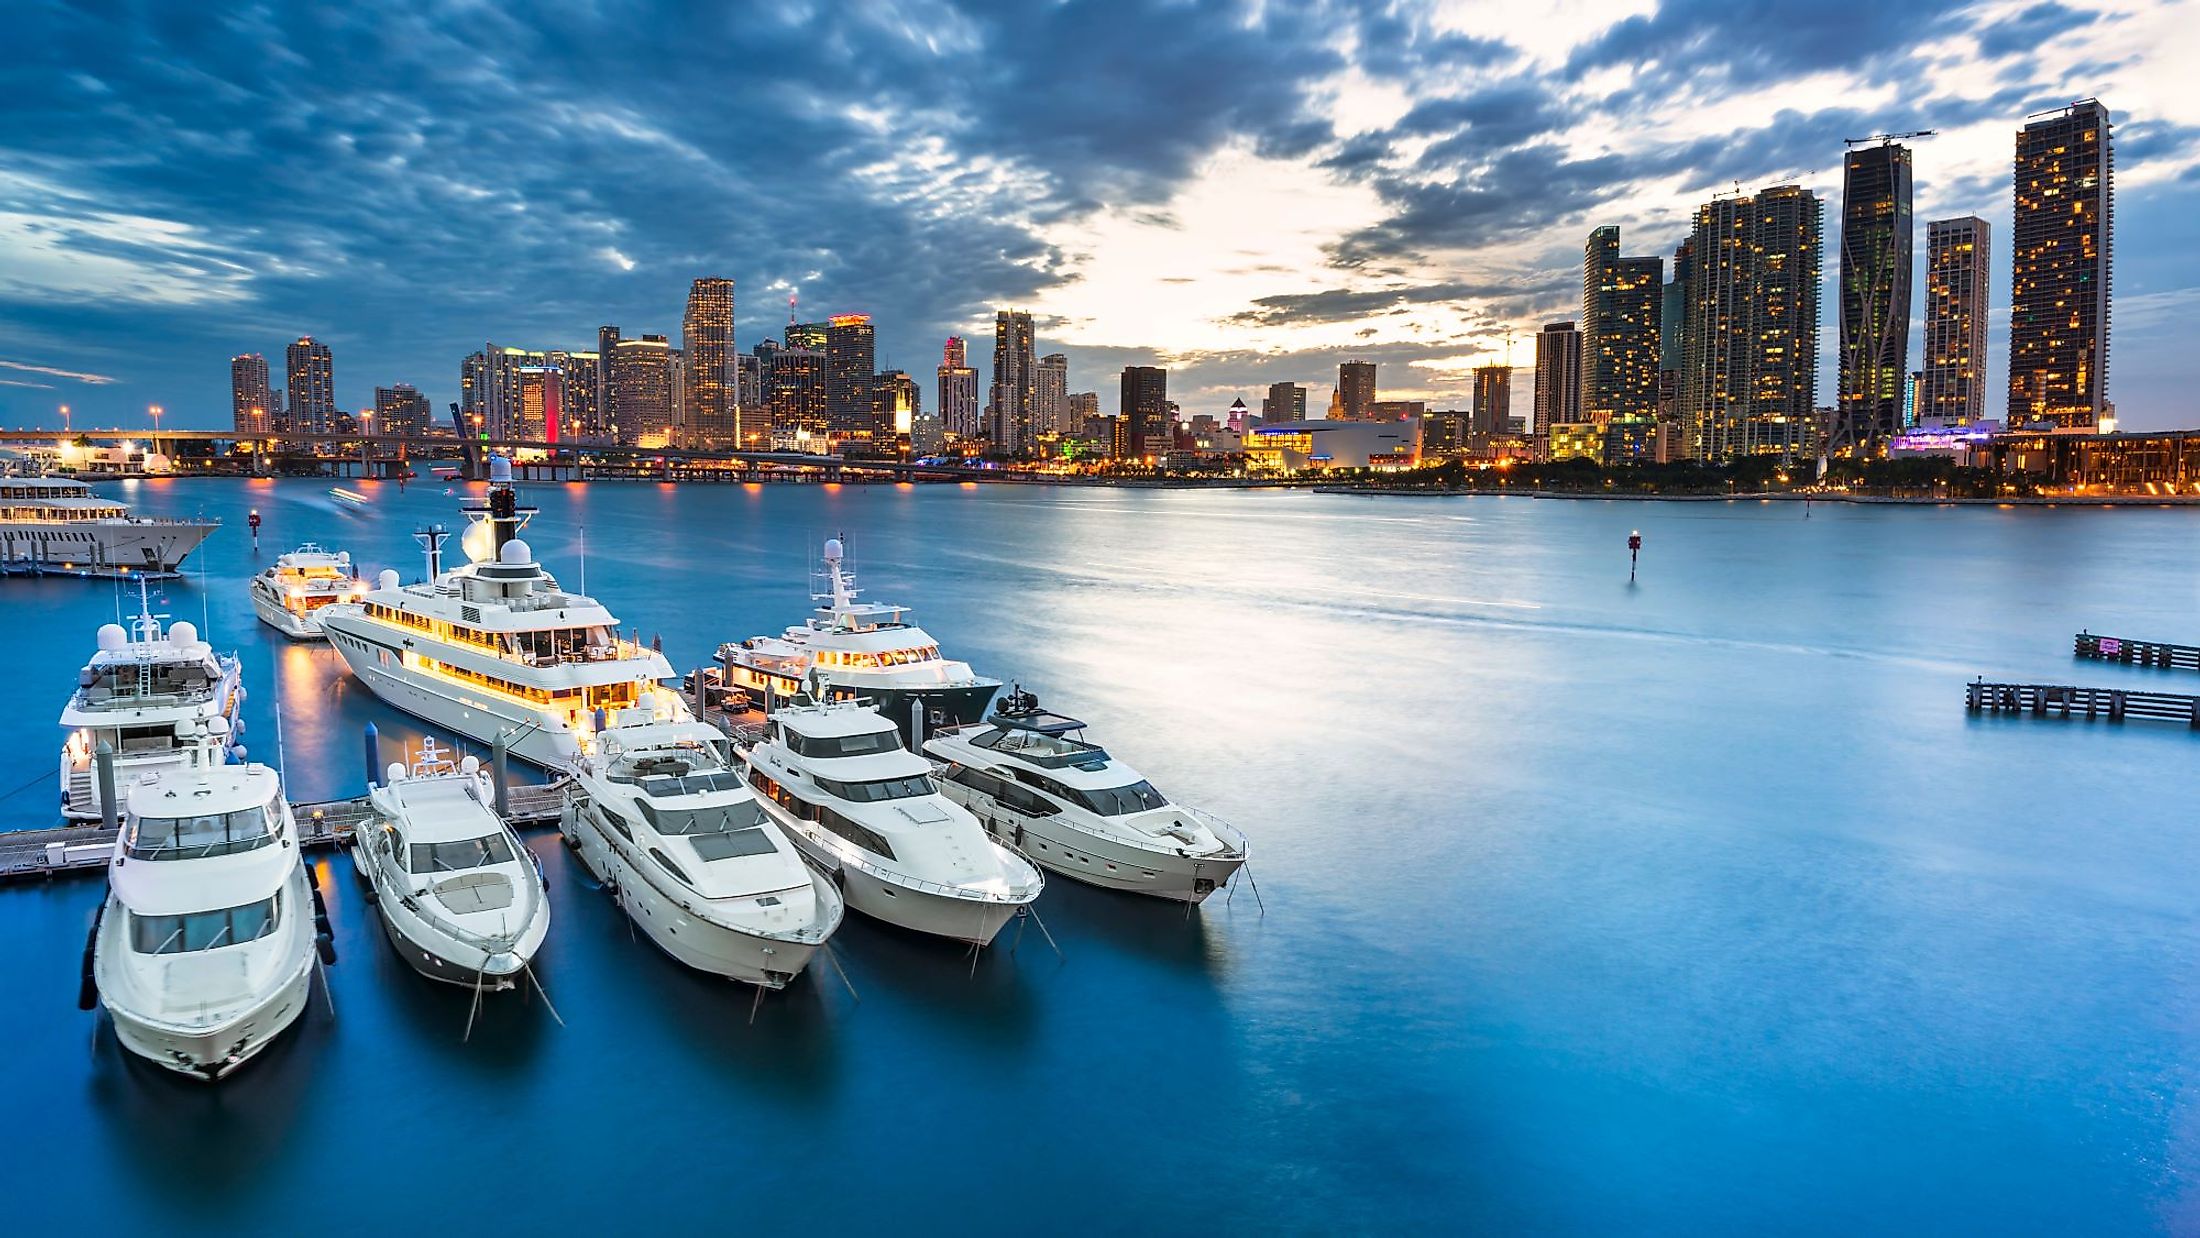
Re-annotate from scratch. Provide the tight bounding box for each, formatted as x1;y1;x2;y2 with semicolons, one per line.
3;0;2197;431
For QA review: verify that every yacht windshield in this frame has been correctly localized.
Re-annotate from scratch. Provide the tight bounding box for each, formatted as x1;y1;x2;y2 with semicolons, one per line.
1072;781;1170;816
811;772;936;803
632;770;747;797
633;800;777;860
786;729;900;758
408;834;518;874
129;896;279;954
126;807;274;860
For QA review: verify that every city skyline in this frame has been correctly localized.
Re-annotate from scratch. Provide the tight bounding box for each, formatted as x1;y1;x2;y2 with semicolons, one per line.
3;3;2197;430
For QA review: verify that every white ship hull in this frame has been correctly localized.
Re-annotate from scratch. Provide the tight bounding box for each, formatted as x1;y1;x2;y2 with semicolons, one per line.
762;803;1025;946
559;800;832;987
0;518;218;578
251;588;329;641
350;844;551;989
325;625;582;771
965;803;1243;904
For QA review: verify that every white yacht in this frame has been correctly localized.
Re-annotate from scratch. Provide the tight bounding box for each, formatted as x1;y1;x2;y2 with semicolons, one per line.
925;688;1249;904
320;457;690;770
698;537;999;744
741;694;1041;946
91;763;317;1080
0;475;217;578
250;543;365;640
59;586;245;821
353;738;551;990
562;713;843;988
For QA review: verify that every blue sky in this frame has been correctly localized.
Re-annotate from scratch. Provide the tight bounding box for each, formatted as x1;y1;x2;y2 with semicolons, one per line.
2;0;2196;430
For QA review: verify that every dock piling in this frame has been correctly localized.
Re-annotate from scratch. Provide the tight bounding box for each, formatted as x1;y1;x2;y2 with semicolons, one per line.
93;742;116;834
491;736;510;818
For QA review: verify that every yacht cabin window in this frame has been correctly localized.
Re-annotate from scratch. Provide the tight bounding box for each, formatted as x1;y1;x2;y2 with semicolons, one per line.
810;772;937;803
407;833;518;874
129;895;280;954
125;805;277;860
784;728;901;759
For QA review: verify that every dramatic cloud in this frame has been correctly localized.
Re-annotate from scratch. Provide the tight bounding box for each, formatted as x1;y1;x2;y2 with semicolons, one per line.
0;0;2195;426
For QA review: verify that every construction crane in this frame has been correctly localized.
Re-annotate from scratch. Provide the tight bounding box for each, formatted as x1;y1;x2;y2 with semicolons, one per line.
1844;130;1937;147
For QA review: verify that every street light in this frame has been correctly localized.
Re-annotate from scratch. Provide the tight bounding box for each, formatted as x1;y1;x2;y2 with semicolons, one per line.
148;404;164;432
60;404;70;432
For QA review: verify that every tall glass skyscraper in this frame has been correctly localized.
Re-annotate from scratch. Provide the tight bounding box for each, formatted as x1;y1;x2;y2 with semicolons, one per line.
2010;99;2113;429
989;310;1035;454
1922;216;1991;427
1581;226;1663;422
825;314;876;433
681;277;735;447
1837;142;1914;449
1679;185;1823;461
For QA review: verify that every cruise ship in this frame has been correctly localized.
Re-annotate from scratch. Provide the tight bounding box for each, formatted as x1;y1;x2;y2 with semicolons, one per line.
697;537;998;744
319;458;691;770
0;475;217;578
59;586;245;821
249;544;365;640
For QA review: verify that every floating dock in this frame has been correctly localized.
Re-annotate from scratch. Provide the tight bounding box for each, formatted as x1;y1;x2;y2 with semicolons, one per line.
0;779;568;884
2074;631;2200;672
1965;679;2200;728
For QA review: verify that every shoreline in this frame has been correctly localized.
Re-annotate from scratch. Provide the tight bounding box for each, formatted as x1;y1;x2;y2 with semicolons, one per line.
1310;487;2200;507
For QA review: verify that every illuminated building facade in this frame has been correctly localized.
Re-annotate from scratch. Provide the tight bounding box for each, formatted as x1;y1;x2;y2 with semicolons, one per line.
372;383;432;437
1471;365;1511;437
286;336;336;436
824;314;875;433
1337;360;1376;420
1120;365;1168;459
1837;142;1914;448
765;345;827;442
989;310;1036;454
2010;100;2113;429
1245;419;1419;473
1035;352;1069;437
1581;227;1662;422
1547;422;1604;463
1533;321;1582;455
1679;184;1823;460
610;335;677;447
682;277;736;447
231;353;274;435
937;337;979;439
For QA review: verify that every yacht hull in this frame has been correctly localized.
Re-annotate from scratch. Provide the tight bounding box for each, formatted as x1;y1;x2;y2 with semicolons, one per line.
766;809;1024;946
981;810;1244;903
559;801;830;988
0;518;217;579
350;844;548;990
323;623;581;770
251;589;327;641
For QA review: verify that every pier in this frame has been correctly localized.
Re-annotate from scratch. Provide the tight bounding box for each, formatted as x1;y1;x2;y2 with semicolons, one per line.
0;779;568;884
2074;631;2200;672
1965;679;2200;727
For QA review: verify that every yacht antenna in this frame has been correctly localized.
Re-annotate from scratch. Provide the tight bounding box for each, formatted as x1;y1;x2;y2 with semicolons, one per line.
415;523;450;582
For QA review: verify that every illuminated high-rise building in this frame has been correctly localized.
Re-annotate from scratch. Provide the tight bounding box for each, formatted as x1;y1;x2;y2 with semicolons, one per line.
1471;366;1512;437
871;370;920;442
514;367;564;441
372;384;432;437
682;277;736;447
990;310;1036;454
1035;352;1070;437
786;321;828;353
1337;360;1376;420
1837;142;1914;449
937;337;980;439
824;314;875;433
1533;321;1582;448
1679;184;1823;460
1922;216;1991;427
285;337;336;436
765;346;827;441
231;353;274;435
595;326;620;436
611;335;677;446
1120;365;1168;458
2010;99;2113;429
1581;227;1662;421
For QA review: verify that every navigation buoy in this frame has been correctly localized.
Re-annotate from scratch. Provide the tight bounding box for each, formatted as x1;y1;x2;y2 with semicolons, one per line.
248;508;262;552
1628;530;1643;581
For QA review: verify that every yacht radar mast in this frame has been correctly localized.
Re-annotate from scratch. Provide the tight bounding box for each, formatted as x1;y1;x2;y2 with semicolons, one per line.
459;455;535;561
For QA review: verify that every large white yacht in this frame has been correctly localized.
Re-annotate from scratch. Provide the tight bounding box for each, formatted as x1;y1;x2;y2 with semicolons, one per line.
59;586;245;821
0;475;217;578
741;694;1041;946
925;688;1249;904
250;543;365;640
699;537;999;744
563;714;843;988
353;739;551;990
320;458;689;770
91;763;318;1080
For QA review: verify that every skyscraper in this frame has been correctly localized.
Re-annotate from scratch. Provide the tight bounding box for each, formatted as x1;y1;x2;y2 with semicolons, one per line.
611;335;677;446
682;277;736;447
285;337;335;436
786;321;828;353
1472;366;1512;437
871;370;920;442
2010;99;2113;429
596;325;621;438
824;314;875;433
990;310;1036;455
1121;365;1168;458
1035;353;1069;438
1837;142;1915;449
1922;216;1991;427
231;353;273;435
1581;227;1663;422
937;337;980;439
1533;321;1582;448
515;367;564;441
1338;360;1376;420
373;384;432;437
1262;381;1306;424
765;346;827;441
1679;185;1824;460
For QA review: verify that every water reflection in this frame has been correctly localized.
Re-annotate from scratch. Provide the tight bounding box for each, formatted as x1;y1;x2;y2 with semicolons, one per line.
826;914;1044;1046
1036;876;1236;980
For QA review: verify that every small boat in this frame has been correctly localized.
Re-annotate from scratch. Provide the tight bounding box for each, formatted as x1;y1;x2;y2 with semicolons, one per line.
249;543;365;641
352;738;550;991
741;692;1041;946
329;487;369;508
91;763;320;1080
925;687;1249;903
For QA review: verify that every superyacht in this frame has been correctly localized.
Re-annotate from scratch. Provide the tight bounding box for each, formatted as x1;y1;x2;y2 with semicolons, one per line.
249;543;365;640
59;586;245;821
0;475;218;578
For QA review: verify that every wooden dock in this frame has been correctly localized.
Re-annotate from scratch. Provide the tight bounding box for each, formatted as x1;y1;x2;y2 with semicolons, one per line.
0;778;569;884
1965;679;2200;728
2074;631;2200;672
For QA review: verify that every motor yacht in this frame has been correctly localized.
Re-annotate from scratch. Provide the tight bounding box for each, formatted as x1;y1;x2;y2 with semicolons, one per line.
90;763;317;1080
563;713;843;988
250;543;365;640
353;738;550;990
924;688;1249;904
59;584;245;821
0;475;217;578
320;457;691;770
741;693;1041;946
697;537;998;744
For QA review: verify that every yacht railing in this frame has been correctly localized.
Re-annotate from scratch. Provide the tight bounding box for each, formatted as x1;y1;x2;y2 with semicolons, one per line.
577;798;835;944
779;807;1042;904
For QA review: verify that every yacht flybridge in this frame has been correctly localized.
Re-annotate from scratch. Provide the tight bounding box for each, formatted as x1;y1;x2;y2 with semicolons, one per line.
250;543;365;640
320;457;689;770
563;714;843;989
91;764;318;1080
59;583;245;821
353;738;550;990
925;688;1249;904
701;537;999;744
742;694;1041;946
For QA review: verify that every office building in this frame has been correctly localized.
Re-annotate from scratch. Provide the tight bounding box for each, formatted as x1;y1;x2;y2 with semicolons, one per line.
1837;142;1915;449
871;370;919;442
610;335;677;446
231;353;274;435
286;337;335;436
1121;365;1168;458
990;310;1036;454
1338;360;1376;420
372;384;432;437
765;345;827;442
1533;321;1582;452
1472;366;1512;437
936;337;980;440
786;321;828;353
1922;216;1991;427
1035;352;1069;437
2010;99;2113;429
682;277;736;447
1679;184;1825;460
824;314;875;433
1581;227;1663;422
1262;381;1307;425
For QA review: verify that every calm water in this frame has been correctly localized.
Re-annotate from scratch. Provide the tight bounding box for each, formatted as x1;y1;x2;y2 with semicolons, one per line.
4;477;2199;1234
